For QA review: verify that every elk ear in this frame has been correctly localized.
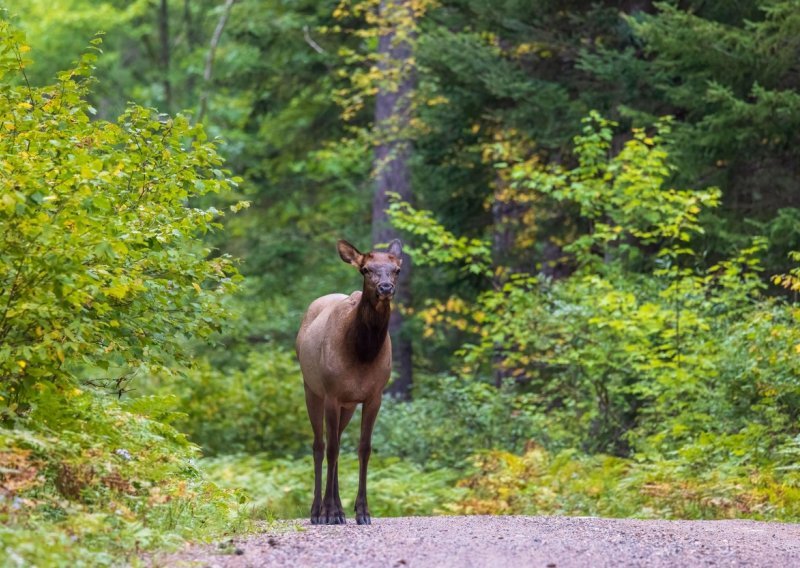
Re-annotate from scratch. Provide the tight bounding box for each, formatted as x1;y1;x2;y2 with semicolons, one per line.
337;240;364;268
387;239;403;260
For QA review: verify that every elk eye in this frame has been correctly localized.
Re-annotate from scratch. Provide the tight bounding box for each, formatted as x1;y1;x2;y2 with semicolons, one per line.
395;268;401;274
361;267;369;274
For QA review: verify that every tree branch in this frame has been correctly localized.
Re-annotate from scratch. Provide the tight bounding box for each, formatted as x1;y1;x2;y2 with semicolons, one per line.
303;25;326;54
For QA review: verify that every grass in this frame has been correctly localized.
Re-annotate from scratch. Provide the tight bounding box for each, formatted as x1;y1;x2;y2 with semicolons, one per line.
201;453;465;519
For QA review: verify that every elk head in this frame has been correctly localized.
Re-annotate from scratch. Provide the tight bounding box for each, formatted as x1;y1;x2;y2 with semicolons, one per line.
337;239;403;303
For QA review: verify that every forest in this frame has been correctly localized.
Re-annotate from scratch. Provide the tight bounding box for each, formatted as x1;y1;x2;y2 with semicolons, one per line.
1;0;800;565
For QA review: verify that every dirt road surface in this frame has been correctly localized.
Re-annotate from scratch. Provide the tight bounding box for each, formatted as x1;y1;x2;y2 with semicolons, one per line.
154;515;800;567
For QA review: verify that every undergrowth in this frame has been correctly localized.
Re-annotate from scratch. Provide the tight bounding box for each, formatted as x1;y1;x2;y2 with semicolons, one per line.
0;386;255;567
202;453;464;519
453;440;800;521
200;429;800;524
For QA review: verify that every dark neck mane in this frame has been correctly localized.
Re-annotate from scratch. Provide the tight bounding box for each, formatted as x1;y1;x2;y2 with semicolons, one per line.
352;293;391;362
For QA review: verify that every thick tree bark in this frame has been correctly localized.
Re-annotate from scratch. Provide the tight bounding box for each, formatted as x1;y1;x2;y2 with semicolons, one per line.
373;0;415;399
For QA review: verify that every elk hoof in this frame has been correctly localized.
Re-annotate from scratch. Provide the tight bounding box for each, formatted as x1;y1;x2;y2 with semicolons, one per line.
320;509;346;525
325;513;345;525
356;514;371;525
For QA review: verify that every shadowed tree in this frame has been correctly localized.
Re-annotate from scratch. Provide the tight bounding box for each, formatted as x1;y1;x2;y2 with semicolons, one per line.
373;0;415;399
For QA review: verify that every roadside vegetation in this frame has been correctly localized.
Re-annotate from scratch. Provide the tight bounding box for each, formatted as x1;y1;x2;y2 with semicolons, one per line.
0;23;246;565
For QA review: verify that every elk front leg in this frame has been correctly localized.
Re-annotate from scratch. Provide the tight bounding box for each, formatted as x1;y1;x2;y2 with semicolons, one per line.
322;399;344;524
355;395;382;525
334;407;356;519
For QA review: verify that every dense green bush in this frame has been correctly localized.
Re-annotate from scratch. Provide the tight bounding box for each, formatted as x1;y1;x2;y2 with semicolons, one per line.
163;349;310;457
0;21;240;411
373;375;565;469
390;114;800;465
0;24;250;565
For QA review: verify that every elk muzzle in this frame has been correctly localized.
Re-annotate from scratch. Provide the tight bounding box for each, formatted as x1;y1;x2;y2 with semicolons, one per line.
376;282;394;298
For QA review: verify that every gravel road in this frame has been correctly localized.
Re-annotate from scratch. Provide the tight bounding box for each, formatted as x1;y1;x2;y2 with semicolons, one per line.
154;515;800;567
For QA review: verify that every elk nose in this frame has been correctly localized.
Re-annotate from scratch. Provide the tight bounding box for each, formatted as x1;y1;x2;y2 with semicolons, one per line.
377;282;394;296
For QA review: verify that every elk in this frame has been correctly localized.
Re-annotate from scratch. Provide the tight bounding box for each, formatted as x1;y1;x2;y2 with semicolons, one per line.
295;239;403;525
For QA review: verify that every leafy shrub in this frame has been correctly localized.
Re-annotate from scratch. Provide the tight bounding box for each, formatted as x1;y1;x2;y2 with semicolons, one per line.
0;24;248;566
454;436;800;521
372;375;567;469
0;21;240;411
0;386;248;567
381;112;800;522
389;114;800;461
163;349;310;457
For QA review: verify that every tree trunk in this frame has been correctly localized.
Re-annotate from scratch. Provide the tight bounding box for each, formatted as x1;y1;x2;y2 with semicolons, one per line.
373;0;415;400
184;0;199;49
490;173;529;386
491;181;513;387
158;0;172;112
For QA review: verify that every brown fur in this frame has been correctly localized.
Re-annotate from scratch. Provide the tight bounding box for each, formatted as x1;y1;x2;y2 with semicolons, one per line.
295;239;402;525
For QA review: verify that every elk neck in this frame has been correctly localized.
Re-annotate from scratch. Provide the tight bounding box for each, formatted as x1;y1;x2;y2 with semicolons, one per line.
350;291;391;362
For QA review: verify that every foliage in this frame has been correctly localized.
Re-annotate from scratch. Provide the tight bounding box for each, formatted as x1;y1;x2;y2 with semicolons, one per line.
773;251;800;292
615;1;800;217
571;0;800;267
0;23;249;566
514;113;721;260
387;198;492;276
454;440;800;521
0;387;249;567
0;22;239;410
203;452;464;520
332;0;435;123
393;115;800;462
373;375;566;469
160;349;310;457
3;0;149;118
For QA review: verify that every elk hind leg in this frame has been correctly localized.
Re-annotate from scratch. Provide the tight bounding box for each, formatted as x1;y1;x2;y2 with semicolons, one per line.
304;384;325;524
